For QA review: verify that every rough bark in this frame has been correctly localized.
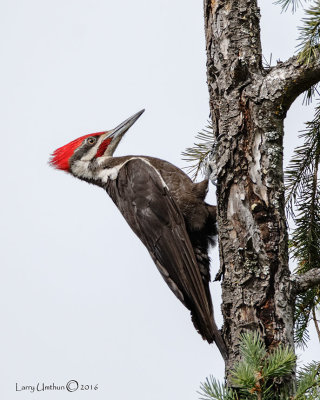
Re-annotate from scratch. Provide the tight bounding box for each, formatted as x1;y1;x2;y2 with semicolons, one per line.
203;0;320;391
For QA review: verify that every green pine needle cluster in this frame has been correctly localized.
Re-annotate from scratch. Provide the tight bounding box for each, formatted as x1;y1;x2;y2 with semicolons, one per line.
231;332;295;400
297;1;320;64
198;332;320;400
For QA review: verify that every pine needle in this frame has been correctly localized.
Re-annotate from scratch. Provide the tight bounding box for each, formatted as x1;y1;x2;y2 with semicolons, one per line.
182;123;215;181
274;0;306;13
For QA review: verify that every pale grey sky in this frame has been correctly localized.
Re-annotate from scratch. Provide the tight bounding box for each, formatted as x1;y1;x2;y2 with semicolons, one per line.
1;1;319;399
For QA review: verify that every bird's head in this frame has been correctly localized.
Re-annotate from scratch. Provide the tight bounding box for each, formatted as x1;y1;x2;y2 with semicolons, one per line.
50;109;145;172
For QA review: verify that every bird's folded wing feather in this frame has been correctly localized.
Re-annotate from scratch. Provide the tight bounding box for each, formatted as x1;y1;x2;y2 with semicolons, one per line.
104;158;214;339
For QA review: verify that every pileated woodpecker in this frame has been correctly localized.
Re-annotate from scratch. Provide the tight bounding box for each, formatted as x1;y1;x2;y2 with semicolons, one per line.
50;110;227;359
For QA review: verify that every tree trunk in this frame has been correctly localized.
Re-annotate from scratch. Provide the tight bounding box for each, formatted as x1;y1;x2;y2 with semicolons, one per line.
203;0;320;391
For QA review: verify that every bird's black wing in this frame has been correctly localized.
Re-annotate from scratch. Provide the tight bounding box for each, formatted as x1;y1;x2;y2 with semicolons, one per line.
103;158;225;354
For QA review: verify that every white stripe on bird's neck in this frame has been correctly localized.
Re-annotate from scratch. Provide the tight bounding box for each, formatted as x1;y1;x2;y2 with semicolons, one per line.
71;156;168;189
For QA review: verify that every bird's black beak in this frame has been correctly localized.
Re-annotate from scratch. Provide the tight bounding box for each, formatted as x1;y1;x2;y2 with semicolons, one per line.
102;109;145;156
107;109;145;140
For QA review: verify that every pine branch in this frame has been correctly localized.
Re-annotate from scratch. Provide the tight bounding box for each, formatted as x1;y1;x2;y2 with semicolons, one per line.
260;55;320;112
292;268;320;294
199;333;319;400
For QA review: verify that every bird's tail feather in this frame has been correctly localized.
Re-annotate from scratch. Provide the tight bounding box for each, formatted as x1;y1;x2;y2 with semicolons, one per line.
191;311;228;361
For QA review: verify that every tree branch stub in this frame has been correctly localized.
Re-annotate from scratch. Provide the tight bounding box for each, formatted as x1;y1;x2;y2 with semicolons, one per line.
291;268;320;295
260;55;320;113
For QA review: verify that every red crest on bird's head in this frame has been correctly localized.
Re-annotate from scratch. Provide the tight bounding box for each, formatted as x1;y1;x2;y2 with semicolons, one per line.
49;131;108;171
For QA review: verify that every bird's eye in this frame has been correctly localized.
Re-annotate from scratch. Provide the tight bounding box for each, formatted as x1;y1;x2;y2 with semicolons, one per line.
86;137;97;145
